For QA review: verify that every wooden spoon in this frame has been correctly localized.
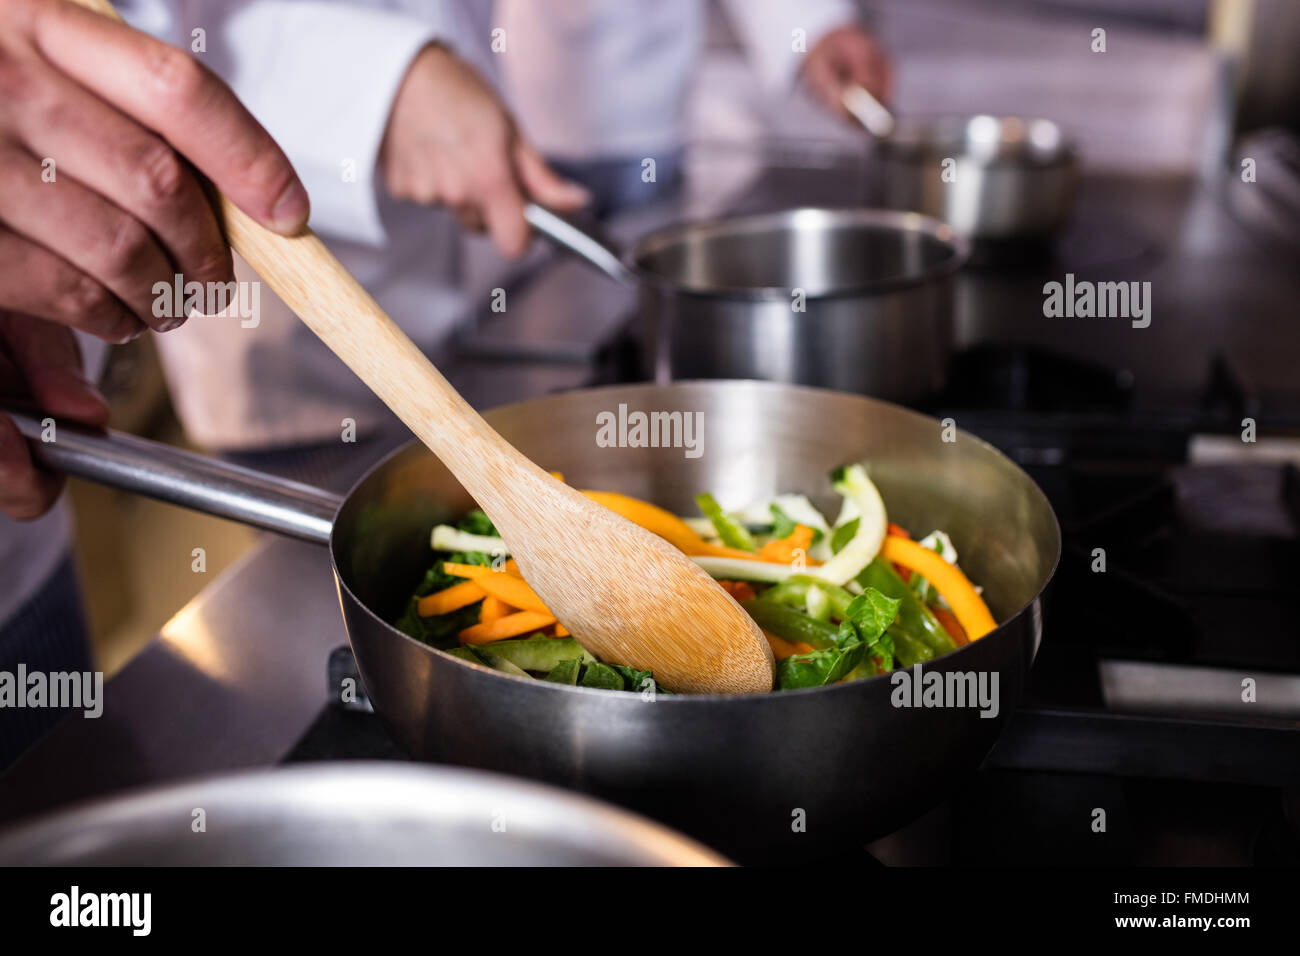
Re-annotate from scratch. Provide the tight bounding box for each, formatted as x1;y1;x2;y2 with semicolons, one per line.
72;0;774;694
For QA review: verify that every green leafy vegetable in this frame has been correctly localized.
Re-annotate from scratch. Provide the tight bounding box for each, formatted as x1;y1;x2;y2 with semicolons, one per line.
856;557;957;658
775;585;901;689
611;664;656;693
544;658;582;684
457;509;498;536
579;661;627;690
395;593;482;648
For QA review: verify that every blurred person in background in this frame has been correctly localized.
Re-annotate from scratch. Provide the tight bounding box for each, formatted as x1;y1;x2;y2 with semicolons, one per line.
500;0;891;215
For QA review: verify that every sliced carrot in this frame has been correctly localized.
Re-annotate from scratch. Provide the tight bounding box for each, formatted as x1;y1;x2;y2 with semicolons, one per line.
549;471;565;483
580;490;758;560
459;610;557;645
717;580;758;602
553;622;570;637
757;524;816;564
932;605;968;647
417;580;485;617
479;595;511;623
441;562;550;614
881;536;996;640
764;631;815;660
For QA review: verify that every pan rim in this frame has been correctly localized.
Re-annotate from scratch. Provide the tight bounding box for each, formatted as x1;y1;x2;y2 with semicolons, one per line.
626;206;970;301
331;379;1061;703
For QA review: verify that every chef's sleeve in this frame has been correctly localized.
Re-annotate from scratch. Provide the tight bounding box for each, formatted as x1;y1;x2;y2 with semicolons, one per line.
121;0;447;246
719;0;858;92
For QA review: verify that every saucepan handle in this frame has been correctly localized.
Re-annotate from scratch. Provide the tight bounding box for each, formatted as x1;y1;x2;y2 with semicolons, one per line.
523;203;637;287
6;409;341;545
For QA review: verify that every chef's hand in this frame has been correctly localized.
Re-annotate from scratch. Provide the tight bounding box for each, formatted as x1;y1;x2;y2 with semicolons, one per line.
0;0;310;345
0;312;107;521
379;43;590;259
802;24;894;121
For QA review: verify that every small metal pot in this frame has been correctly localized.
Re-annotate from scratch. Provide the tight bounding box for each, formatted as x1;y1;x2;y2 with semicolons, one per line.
873;114;1079;240
527;205;967;403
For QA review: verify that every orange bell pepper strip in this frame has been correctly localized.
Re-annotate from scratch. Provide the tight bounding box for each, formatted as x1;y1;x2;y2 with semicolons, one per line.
459;610;557;645
417;580;485;617
880;536;996;640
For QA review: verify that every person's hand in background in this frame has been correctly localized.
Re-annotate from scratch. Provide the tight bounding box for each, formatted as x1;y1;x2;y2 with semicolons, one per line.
0;0;310;521
380;43;590;259
0;0;309;346
802;23;895;121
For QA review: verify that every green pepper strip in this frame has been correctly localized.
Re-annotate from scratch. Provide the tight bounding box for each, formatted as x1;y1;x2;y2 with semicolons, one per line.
694;492;757;552
761;575;856;620
740;599;839;649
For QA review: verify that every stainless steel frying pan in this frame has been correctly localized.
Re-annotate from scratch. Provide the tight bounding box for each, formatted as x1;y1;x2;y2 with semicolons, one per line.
12;381;1059;862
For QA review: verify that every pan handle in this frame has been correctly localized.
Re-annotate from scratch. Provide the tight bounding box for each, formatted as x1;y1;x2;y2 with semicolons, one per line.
7;409;341;545
841;84;896;139
523;203;636;287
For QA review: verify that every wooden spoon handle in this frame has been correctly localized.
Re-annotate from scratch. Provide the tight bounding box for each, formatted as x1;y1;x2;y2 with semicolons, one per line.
221;212;520;496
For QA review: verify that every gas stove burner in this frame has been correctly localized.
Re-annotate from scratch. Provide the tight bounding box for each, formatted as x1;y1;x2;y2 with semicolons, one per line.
942;343;1134;414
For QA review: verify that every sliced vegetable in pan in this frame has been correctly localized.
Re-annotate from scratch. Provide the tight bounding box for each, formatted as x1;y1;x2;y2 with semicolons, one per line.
395;461;996;693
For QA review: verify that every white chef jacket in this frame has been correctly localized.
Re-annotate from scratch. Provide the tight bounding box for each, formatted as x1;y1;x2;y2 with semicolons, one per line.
500;0;854;160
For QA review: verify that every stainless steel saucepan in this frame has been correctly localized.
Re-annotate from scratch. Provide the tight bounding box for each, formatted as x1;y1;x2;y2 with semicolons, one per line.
842;85;1079;240
13;381;1059;862
0;763;730;865
525;205;967;403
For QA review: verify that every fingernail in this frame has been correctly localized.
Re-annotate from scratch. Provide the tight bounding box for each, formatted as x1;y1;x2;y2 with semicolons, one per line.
114;323;145;345
272;182;311;233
